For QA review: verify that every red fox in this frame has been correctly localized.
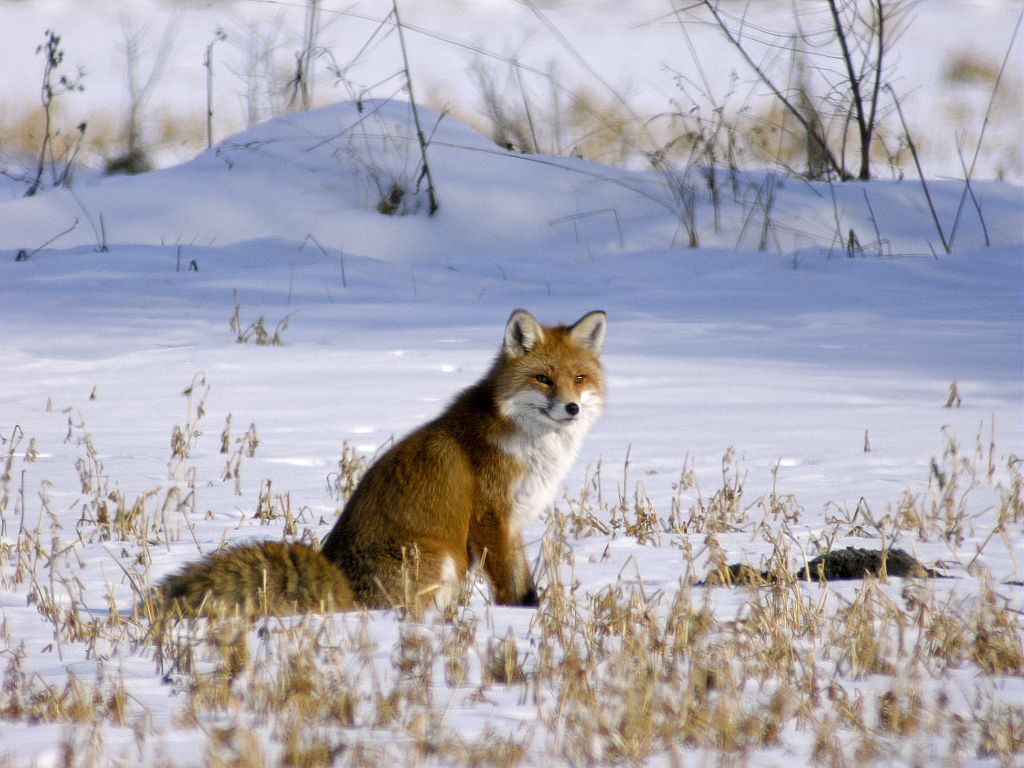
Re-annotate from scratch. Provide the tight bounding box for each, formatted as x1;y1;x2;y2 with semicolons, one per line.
155;309;606;616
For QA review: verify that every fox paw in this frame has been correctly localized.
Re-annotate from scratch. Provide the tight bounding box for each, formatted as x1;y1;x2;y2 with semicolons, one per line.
519;586;539;607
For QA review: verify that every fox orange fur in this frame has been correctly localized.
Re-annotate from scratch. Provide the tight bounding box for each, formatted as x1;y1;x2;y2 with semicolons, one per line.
154;309;606;616
156;541;354;616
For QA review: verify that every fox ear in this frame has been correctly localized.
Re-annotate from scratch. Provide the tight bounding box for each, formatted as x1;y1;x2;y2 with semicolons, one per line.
568;310;606;356
504;309;545;357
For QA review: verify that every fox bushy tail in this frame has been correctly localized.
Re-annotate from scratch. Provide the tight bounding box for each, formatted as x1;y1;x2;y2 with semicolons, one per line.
153;541;355;617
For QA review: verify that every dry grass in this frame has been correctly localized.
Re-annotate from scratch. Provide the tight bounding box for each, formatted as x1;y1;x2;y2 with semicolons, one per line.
1;396;1022;767
230;290;294;346
0;102;207;176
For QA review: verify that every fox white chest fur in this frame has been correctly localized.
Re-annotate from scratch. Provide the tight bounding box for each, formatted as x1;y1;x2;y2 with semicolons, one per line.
500;403;601;534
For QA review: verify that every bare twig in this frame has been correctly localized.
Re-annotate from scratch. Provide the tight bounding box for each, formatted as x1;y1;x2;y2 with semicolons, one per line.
23;219;79;260
886;85;948;254
205;29;227;148
67;188;108;252
948;8;1022;249
392;0;438;215
954;140;990;247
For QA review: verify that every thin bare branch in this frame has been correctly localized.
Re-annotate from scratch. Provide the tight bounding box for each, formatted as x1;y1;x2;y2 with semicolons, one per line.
695;0;850;180
887;84;948;254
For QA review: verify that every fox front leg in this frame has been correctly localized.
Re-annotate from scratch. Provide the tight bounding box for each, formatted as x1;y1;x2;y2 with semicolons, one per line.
471;522;538;607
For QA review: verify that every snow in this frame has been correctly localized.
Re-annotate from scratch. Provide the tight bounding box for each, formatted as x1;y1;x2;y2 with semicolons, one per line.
0;76;1022;768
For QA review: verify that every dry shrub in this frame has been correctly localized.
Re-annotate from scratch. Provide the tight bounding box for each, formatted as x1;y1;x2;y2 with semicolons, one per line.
439;64;643;165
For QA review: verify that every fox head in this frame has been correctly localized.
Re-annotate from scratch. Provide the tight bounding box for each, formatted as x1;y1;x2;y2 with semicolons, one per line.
494;309;606;436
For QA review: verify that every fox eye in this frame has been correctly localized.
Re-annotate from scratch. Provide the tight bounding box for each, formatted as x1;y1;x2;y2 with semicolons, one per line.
575;374;586;384
535;374;554;387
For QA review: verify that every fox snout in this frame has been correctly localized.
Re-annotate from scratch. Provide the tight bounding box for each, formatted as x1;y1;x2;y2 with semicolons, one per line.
544;397;582;423
537;384;603;428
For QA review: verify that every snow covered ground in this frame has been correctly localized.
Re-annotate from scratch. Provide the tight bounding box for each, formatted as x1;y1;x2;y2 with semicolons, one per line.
0;89;1021;768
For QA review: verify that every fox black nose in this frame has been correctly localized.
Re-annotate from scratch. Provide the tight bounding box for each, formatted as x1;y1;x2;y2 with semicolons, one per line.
565;402;580;417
